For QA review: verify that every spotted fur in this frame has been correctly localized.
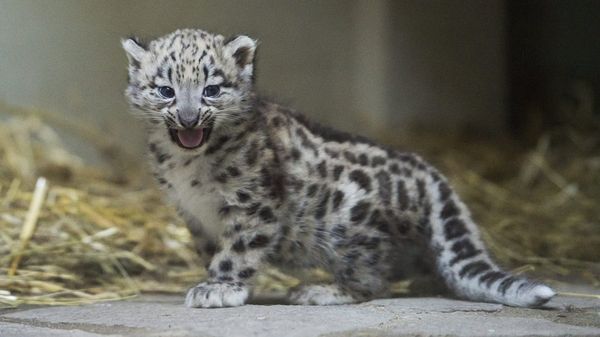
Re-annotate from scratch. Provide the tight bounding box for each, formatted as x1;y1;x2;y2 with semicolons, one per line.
122;29;555;308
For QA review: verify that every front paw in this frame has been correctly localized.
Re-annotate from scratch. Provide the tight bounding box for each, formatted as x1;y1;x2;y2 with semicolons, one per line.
185;281;249;308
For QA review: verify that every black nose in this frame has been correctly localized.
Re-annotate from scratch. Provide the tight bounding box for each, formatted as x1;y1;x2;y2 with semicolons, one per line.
179;114;200;128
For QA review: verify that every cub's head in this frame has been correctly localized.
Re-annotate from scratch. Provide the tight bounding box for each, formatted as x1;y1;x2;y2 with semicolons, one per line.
122;29;256;150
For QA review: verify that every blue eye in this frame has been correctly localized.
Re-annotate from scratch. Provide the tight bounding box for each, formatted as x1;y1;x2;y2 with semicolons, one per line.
158;86;175;98
203;85;220;97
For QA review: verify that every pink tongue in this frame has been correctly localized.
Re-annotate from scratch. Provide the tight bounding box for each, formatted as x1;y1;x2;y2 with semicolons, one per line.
177;129;204;148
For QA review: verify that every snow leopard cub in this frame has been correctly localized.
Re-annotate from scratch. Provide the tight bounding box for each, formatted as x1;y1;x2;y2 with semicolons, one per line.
122;29;555;308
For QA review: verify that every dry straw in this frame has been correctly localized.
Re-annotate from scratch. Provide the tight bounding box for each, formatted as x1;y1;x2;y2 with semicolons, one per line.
0;101;598;307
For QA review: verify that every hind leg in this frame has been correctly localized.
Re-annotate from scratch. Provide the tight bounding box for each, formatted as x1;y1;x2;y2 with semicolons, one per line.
332;257;390;303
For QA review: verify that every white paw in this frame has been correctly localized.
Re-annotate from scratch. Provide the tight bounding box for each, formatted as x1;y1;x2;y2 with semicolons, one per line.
289;284;356;305
185;282;249;308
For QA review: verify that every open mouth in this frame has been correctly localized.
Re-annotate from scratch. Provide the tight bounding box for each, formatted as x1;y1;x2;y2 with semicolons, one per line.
169;127;212;150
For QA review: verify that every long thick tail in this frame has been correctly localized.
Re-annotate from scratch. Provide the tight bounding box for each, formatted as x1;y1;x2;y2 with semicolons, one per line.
424;173;555;307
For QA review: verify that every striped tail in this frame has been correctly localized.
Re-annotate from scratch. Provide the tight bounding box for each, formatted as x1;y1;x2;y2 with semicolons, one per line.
424;174;555;307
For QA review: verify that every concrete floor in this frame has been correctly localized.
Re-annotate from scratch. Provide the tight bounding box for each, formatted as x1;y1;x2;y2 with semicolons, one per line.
1;290;599;337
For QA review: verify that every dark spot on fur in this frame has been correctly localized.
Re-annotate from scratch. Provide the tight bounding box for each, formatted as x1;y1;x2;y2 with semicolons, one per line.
344;151;357;163
450;239;482;266
332;190;344;211
156;153;172;164
396;180;409;210
219;260;232;272
358;154;369;166
271;116;282;127
260;164;286;201
227;166;241;177
248;234;270;248
479;271;507;288
367;209;391;234
438;182;452;201
498;276;518;294
396;218;411;235
291;148;301;161
258;206;276;223
444;218;468;240
315;189;330;219
325;148;339;158
218;205;231;217
238;268;256;279
416;179;426;203
441;200;460;220
236;190;250;203
307;183;319;197
349;170;371;192
317;160;327;178
215;173;228;184
245;140;259;166
371;156;386;167
375;171;392;205
246;202;261;216
459;261;492;278
333;165;344;181
350;201;371;223
232;239;246;253
399;154;418;166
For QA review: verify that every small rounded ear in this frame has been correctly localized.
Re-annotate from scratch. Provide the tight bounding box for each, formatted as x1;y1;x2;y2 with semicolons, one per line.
224;35;257;68
121;37;147;64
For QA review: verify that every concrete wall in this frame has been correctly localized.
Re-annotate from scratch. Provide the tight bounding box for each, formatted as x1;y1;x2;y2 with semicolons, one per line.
387;1;507;132
0;0;507;157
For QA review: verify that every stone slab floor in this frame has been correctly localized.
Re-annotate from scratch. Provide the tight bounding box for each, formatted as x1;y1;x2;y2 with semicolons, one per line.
1;287;599;337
